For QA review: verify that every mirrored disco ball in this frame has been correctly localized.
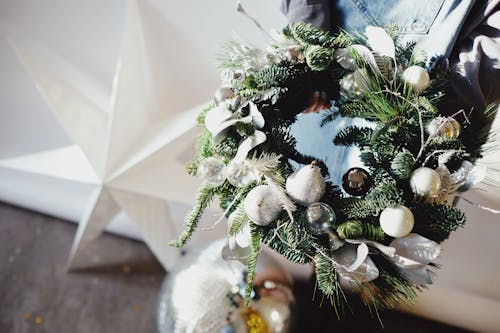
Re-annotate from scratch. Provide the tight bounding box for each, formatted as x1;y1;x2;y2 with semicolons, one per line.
157;239;295;333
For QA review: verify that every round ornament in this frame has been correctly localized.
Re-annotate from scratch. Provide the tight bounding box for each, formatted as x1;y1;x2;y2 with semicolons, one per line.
410;167;442;197
285;161;325;205
305;202;336;235
402;65;430;92
198;157;226;187
341;167;373;196
379;205;415;238
215;86;236;104
426;116;461;139
244;185;283;226
226;161;260;187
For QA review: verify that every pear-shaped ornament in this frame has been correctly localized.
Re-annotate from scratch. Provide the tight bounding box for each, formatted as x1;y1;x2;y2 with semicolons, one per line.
244;185;283;226
285;161;325;205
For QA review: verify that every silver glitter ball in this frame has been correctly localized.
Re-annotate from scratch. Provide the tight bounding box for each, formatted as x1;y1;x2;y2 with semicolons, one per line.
156;240;295;333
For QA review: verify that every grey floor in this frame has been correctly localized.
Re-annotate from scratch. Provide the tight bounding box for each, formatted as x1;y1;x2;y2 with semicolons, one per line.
0;202;470;333
0;202;165;333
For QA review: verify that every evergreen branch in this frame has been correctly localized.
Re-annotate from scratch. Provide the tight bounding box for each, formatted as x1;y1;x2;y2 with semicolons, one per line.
341;182;403;219
336;220;385;241
411;202;466;242
390;149;415;180
257;216;314;264
170;186;216;248
217;38;266;72
285;22;335;47
245;223;261;306
229;202;249;236
314;252;348;317
334;126;373;147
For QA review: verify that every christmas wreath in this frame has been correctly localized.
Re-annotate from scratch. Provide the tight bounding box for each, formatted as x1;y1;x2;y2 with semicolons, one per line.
171;23;496;313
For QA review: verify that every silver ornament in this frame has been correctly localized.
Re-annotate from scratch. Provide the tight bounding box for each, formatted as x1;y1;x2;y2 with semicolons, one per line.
244;185;283;226
157;240;294;333
379;205;414;238
285;161;325;205
215;86;236;104
402;65;430;92
410;167;442;197
226;161;260;187
305;202;336;235
426;116;461;139
198;157;226;187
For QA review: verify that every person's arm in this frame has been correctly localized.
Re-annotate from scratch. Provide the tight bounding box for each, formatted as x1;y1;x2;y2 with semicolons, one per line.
280;0;331;31
450;0;500;111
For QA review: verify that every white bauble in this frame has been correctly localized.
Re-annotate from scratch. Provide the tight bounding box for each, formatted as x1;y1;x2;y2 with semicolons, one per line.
285;162;325;205
410;167;442;197
402;65;430;92
244;185;283;226
379;205;415;238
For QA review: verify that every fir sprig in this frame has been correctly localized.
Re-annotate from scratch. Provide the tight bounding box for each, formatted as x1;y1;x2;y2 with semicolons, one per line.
245;223;261;306
170;186;216;248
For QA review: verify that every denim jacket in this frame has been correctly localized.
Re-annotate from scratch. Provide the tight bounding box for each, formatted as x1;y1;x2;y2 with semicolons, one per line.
282;0;499;185
281;0;500;111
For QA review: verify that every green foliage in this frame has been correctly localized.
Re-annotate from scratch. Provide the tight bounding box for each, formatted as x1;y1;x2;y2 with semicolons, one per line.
332;29;358;48
461;104;498;161
336;220;385;241
334;126;373;147
256;215;314;264
361;263;419;311
412;203;466;242
171;186;216;248
196;102;216;125
229;202;250;236
284;22;335;47
305;45;334;71
253;63;305;89
212;136;239;159
314;253;348;316
390;149;415;180
245;223;261;306
197;130;214;158
340;182;404;219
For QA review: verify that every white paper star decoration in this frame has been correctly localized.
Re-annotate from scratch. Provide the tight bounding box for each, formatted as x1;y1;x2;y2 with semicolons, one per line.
4;0;206;269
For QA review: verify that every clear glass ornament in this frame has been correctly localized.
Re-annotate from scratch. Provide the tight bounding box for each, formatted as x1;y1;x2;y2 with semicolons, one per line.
198;157;226;187
226;161;260;187
306;202;336;235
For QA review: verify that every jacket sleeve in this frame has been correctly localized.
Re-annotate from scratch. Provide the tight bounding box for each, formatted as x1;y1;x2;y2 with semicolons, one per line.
450;0;500;111
280;0;331;31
